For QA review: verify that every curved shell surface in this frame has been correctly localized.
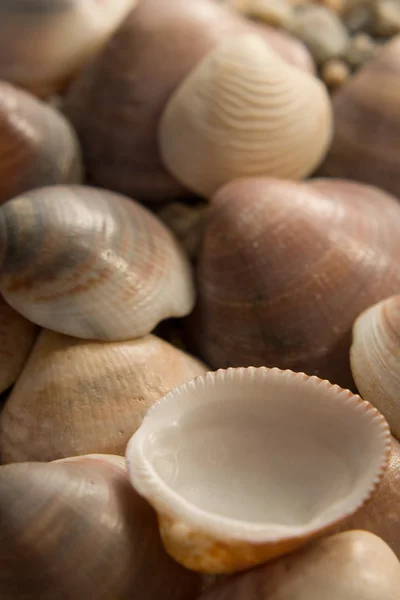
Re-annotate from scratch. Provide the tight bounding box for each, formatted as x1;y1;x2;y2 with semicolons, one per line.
0;331;208;463
320;35;400;198
0;82;82;205
0;185;195;340
65;0;314;204
189;177;400;389
350;295;400;441
0;455;201;599
198;530;400;599
0;294;38;394
126;366;390;574
159;34;332;198
0;0;137;97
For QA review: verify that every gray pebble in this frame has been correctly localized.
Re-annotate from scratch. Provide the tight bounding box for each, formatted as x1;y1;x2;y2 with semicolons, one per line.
373;0;400;36
344;4;374;33
346;32;379;67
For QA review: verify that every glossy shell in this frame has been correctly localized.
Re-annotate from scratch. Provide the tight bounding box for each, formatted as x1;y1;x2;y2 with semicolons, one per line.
126;367;390;574
350;295;400;441
0;454;201;599
0;331;208;463
0;185;195;340
188;177;400;389
159;34;332;198
0;0;137;97
0;82;82;205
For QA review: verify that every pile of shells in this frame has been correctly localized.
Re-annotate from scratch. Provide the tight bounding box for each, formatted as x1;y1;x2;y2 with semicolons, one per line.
1;0;400;598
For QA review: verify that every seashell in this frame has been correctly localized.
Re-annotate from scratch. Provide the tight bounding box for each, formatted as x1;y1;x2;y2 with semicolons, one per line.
0;454;201;599
126;367;390;574
336;436;400;560
0;185;195;340
350;295;400;441
0;82;82;205
65;0;314;205
0;294;38;394
0;331;208;464
320;36;400;199
0;0;137;97
159;34;332;199
197;530;400;599
187;177;400;389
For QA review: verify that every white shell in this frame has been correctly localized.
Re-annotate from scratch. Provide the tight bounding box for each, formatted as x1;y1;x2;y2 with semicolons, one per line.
126;366;390;574
159;33;333;198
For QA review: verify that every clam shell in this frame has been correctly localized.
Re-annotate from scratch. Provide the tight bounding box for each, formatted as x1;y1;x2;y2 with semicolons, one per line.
0;82;82;204
0;0;137;97
0;185;195;340
65;0;314;204
188;177;400;389
0;331;208;463
350;295;400;441
126;366;390;574
198;530;400;599
0;455;201;599
0;295;38;394
159;34;332;198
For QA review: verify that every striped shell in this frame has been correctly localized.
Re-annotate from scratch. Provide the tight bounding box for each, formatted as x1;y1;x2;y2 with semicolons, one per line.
126;367;390;574
0;185;195;340
159;34;332;198
350;295;400;442
0;82;82;205
0;0;137;97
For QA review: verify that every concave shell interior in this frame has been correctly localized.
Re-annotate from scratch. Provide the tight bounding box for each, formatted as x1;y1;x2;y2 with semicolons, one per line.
126;367;390;574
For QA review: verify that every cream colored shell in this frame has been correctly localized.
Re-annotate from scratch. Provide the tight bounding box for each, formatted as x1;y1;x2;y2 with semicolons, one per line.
126;366;390;574
159;34;333;198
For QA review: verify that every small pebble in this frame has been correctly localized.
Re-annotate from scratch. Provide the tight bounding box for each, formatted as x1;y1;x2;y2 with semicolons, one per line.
316;0;347;16
228;0;294;27
346;32;379;67
373;0;400;36
287;5;349;63
322;58;351;88
344;4;374;32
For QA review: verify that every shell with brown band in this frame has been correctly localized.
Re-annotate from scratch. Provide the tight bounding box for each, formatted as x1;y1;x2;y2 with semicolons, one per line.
187;177;400;389
0;454;201;599
0;185;195;340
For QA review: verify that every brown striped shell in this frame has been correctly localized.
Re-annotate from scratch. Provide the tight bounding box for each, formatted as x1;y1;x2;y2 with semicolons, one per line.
0;82;82;205
159;34;332;198
0;185;195;340
187;177;400;389
0;331;207;463
65;0;314;204
0;454;201;599
0;0;137;97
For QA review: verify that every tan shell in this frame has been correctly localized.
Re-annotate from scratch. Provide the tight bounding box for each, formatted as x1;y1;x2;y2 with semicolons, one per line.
0;454;201;599
0;82;82;205
350;295;400;441
0;0;137;97
198;531;400;599
188;177;400;389
0;185;195;340
159;34;332;198
0;294;38;394
65;0;314;204
0;331;208;463
126;367;390;574
320;36;400;198
336;436;400;560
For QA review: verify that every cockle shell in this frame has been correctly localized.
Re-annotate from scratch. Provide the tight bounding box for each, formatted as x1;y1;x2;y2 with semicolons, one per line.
350;295;400;441
126;367;390;574
188;177;400;389
320;36;400;198
0;0;137;97
65;0;314;204
159;34;332;198
0;454;201;599
198;531;400;599
0;185;195;340
0;331;207;463
0;295;38;394
0;82;82;205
